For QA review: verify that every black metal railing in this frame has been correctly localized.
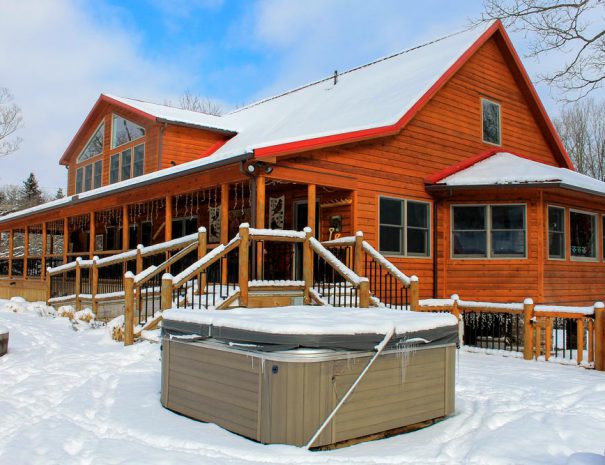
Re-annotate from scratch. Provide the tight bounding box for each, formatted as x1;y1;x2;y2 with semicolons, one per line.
26;258;43;278
313;251;358;307
11;258;24;277
251;240;296;281
50;270;76;299
97;261;135;296
550;317;579;360
363;253;408;310
461;311;523;352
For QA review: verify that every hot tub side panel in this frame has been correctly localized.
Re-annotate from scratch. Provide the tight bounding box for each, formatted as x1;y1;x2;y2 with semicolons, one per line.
161;340;262;441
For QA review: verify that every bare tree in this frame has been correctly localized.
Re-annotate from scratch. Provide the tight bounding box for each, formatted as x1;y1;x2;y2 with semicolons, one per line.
479;0;605;100
0;87;23;156
554;98;605;179
165;90;223;116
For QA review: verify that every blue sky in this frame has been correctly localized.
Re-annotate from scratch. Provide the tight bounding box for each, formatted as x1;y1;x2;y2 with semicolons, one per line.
0;0;573;190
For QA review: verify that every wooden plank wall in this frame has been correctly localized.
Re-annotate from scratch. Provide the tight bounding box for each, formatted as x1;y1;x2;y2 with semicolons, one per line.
161;126;227;169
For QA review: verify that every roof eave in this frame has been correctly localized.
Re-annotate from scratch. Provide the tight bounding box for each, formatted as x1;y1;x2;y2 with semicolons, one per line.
155;117;237;136
426;181;605;199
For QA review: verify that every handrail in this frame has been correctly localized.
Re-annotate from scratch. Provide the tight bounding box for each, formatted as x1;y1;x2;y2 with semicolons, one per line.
134;241;199;286
321;236;356;247
47;256;93;275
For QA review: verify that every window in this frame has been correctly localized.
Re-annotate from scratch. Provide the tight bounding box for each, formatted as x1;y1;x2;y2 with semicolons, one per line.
133;144;144;177
75;168;83;194
77;123;104;162
452;204;526;258
570;210;596;259
111;115;145;149
482;99;501;145
93;160;102;189
110;154;119;184
121;149;131;181
548;206;565;259
84;163;93;191
379;197;430;257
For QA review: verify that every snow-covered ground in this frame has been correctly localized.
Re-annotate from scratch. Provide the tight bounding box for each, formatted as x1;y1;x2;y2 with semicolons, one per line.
0;300;604;465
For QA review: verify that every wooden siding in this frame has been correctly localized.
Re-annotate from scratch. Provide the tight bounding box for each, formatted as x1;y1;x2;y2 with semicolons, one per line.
160;126;227;169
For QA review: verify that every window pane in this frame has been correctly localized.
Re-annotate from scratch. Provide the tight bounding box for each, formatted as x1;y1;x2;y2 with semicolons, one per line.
78;123;104;162
112;115;145;149
121;149;132;181
548;207;564;233
93;160;102;189
407;202;428;228
110;155;119;184
492;205;524;230
380;225;403;254
75;168;83;194
453;231;487;256
380;198;403;226
84;164;93;191
482;99;500;145
492;230;525;256
549;232;565;259
453;206;485;230
570;211;596;258
133;144;144;177
407;228;428;256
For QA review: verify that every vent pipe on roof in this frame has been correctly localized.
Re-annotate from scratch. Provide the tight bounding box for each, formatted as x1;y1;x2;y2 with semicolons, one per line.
333;70;338;85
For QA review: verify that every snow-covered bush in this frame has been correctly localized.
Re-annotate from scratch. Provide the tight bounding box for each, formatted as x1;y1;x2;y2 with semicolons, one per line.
74;308;95;324
107;315;124;342
56;305;75;319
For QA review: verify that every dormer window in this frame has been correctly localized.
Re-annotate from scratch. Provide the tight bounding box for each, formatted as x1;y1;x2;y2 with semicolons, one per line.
111;115;145;149
482;98;501;145
77;123;104;162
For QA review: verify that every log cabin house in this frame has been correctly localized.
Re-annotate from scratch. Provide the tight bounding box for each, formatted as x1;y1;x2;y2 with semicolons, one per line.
1;20;604;313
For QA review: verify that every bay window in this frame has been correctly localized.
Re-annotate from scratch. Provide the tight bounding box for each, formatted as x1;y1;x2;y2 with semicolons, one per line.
379;197;430;257
548;206;565;259
570;210;596;259
452;204;526;258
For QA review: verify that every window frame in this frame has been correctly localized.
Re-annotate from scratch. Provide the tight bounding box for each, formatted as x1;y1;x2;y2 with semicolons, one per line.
481;98;502;146
547;205;566;261
75;167;83;194
76;122;104;163
450;203;527;260
108;142;145;184
569;208;598;262
378;195;432;258
75;159;102;193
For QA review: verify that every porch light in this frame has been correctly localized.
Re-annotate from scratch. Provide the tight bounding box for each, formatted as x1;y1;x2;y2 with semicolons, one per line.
247;164;256;174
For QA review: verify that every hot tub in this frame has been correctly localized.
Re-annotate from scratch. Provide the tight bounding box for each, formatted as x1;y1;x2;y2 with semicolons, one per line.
0;325;8;357
161;307;458;448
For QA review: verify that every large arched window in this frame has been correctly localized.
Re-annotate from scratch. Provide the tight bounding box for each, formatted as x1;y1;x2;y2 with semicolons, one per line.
77;123;104;162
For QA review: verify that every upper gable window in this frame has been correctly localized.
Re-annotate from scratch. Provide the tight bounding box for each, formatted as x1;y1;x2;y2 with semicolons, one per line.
482;98;501;145
77;123;104;162
111;114;145;149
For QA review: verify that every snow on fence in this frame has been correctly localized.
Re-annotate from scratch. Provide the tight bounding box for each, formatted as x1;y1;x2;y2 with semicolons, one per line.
418;295;605;370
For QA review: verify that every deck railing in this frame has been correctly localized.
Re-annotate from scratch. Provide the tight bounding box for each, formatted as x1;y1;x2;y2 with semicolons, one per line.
417;296;605;371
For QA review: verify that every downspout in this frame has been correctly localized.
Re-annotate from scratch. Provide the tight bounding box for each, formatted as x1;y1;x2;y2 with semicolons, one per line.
157;122;167;170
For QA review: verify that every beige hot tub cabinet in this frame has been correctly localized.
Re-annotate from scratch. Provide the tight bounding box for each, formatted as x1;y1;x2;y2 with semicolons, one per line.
161;338;456;448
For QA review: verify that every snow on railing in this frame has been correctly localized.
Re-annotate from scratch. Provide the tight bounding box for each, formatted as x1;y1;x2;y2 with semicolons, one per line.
309;237;365;286
361;240;411;287
248;228;306;240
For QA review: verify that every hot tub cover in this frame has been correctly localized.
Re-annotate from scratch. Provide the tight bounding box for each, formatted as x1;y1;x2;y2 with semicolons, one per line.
162;306;458;351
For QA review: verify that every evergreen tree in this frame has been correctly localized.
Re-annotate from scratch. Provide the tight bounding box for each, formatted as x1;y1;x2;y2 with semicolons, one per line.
20;172;44;208
55;188;64;199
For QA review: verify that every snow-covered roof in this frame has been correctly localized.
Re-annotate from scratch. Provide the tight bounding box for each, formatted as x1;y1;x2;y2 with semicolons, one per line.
433;152;605;196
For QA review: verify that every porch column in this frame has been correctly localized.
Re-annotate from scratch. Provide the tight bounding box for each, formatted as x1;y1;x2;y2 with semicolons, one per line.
255;174;265;279
63;218;68;264
122;205;129;251
221;183;229;284
89;211;95;259
23;227;29;279
41;222;47;280
8;229;12;279
307;184;316;235
165;195;173;242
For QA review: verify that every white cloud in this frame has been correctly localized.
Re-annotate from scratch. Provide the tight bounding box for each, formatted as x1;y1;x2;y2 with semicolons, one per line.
0;0;191;191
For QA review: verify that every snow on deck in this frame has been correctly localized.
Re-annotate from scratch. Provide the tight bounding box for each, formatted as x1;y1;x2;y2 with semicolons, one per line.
0;300;604;464
163;306;457;335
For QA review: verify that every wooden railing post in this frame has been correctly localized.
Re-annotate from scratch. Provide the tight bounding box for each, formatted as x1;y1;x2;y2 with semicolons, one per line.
588;317;595;365
577;318;584;365
135;245;143;275
91;257;99;315
303;227;313;305
523;298;534;361
124;271;135;346
451;294;460;320
358;278;370;308
594;302;605;371
239;224;250;307
409;275;419;311
75;257;82;311
353;231;364;277
45;269;51;304
161;273;173;311
198;227;207;295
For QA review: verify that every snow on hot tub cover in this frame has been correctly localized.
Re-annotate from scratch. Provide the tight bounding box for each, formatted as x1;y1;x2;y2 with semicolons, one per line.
161;307;459;351
0;325;7;336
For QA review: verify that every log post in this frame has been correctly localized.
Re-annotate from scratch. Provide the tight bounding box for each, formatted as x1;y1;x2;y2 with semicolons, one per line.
135;245;143;275
124;271;135;346
544;317;552;362
588;318;594;364
576;318;584;365
221;183;229;285
63;218;68;264
523;298;534;361
353;231;364;277
23;226;29;279
41;222;47;281
303;227;313;304
45;270;51;304
165;196;173;242
409;275;419;311
75;257;82;311
8;229;12;279
239;224;250;307
451;294;460;320
307;184;316;235
255;175;265;279
594;302;605;371
534;318;542;360
91;257;99;315
89;211;95;259
161;273;174;312
197;227;207;295
358;278;370;308
122;205;129;251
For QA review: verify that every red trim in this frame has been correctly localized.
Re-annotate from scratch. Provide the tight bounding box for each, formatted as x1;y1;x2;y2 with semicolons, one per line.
200;138;228;158
425;148;549;184
255;21;573;171
59;94;158;165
